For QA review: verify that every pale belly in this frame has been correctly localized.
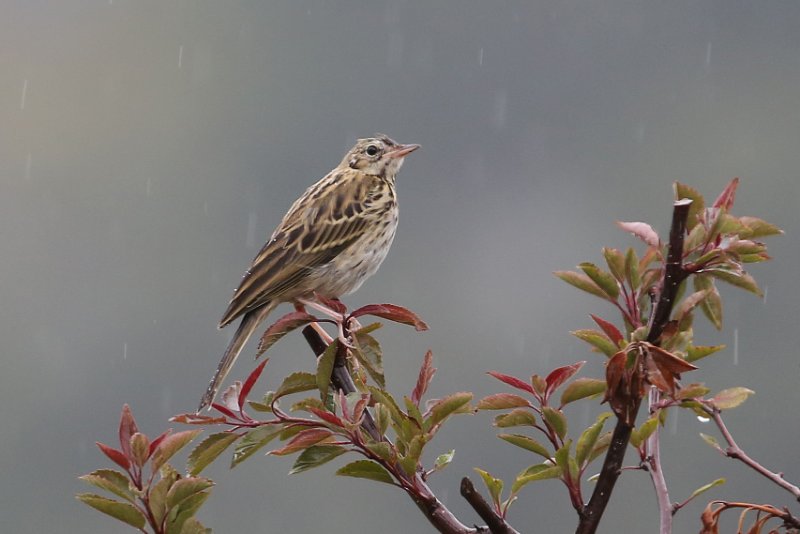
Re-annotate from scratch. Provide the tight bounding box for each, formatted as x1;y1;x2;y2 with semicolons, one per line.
310;213;398;298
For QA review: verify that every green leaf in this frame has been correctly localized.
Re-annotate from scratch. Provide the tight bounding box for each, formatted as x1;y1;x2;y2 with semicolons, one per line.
366;442;395;463
290;396;326;413
711;387;754;410
336;460;395;485
554;271;609;300
686;344;725;363
149;465;179;526
554;441;571;472
603;247;626;282
630;416;659;449
274;372;318;400
699;432;723;452
542;407;568;440
432;450;455;473
560;378;607;406
694;275;723;330
684;223;707;252
587;432;612;464
576;413;611;467
677;383;711;399
130;432;150;467
686;478;726;501
424;392;473;432
494;409;537;428
739;216;783;238
352;332;385;389
579;262;620;299
187;432;240;476
707;268;763;296
316;340;338;401
180;517;212;534
79;469;134;503
475;468;503;507
231;426;282;467
477;393;532;410
625;248;641;291
511;464;562;493
166;491;210;534
76;494;146;529
166;477;214;509
151;430;202;473
290;445;348;474
674;182;705;230
498;434;551;459
572;329;617;357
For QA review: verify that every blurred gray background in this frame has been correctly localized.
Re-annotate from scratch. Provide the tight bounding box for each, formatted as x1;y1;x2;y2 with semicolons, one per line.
2;1;799;532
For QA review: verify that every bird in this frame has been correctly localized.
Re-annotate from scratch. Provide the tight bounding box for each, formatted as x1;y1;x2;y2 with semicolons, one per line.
198;134;420;411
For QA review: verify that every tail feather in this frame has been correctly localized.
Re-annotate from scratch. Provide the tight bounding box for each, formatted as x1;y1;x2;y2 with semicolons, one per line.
198;303;275;412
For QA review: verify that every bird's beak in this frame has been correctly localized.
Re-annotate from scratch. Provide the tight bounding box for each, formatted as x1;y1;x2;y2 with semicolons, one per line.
386;143;421;159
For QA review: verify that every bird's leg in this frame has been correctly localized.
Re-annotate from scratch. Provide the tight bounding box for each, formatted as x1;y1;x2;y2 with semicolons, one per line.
296;297;353;348
294;301;334;346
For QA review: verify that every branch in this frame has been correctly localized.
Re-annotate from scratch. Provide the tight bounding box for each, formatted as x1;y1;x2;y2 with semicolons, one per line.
460;478;519;534
707;406;800;501
646;389;672;533
301;326;487;534
576;199;692;534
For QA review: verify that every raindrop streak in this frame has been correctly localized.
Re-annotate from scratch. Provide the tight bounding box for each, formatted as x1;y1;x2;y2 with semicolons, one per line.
25;153;32;180
478;47;484;66
245;212;258;248
146;178;152;196
20;79;28;110
762;285;768;305
733;328;739;365
705;42;712;67
123;342;128;360
178;45;183;69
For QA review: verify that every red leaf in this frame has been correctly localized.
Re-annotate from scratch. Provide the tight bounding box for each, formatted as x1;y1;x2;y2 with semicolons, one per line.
712;177;739;210
544;361;585;400
269;428;333;456
313;293;347;314
590;314;624;345
210;403;239;420
487;371;535;395
96;442;131;471
169;413;228;425
148;429;172;457
118;404;139;459
411;350;436;406
307;407;345;428
238;359;269;410
648;345;698;375
257;311;319;356
616;221;661;248
350;304;428;331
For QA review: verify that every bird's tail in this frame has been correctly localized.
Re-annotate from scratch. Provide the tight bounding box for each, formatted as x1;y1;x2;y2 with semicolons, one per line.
197;303;275;412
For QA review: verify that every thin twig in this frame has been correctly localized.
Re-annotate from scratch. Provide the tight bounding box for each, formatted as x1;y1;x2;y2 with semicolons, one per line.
460;478;518;534
646;389;672;533
301;325;494;534
705;406;800;501
576;199;692;534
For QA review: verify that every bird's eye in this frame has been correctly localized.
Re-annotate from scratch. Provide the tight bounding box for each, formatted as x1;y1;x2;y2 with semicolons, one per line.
365;145;379;156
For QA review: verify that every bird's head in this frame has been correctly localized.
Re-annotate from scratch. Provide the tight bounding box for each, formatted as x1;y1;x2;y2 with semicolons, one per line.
342;134;420;177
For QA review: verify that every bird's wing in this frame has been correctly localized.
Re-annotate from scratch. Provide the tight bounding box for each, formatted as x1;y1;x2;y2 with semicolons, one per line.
218;171;380;327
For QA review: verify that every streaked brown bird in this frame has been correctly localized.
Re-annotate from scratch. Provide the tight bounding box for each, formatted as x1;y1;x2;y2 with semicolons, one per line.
198;134;420;411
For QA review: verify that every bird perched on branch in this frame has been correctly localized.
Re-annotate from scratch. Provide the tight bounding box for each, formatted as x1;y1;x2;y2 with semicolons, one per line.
198;134;420;411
